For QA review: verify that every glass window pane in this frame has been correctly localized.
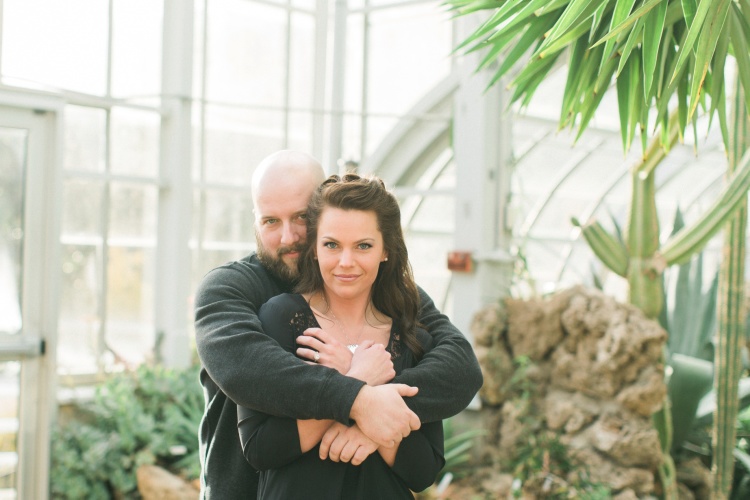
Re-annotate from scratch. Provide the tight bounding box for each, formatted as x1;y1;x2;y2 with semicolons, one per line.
106;246;155;365
289;12;315;110
58;244;101;374
0;127;26;335
62;180;104;237
2;0;108;95
64;105;107;173
205;0;286;106
111;0;164;99
202;189;254;244
109;183;158;243
110;108;160;177
287;112;314;156
409;194;455;232
368;5;452;115
204;106;283;184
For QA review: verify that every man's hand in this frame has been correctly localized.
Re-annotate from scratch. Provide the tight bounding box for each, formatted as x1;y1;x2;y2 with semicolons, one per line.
319;422;378;465
347;341;395;386
296;327;353;374
350;384;420;448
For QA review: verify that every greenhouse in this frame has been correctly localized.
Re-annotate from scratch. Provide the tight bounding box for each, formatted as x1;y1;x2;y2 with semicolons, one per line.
1;0;750;498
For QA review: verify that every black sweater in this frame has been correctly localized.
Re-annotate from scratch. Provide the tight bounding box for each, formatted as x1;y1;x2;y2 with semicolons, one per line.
237;293;444;499
194;253;482;499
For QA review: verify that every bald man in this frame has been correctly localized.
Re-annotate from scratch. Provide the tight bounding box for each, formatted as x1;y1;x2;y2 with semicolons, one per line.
194;150;482;499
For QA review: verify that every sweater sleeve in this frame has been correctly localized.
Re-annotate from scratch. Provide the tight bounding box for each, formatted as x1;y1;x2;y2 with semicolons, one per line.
391;287;483;422
194;263;365;422
391;420;445;492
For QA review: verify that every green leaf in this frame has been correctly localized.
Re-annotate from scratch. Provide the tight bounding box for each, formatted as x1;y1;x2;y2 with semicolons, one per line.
493;13;558;80
661;149;750;265
486;0;557;43
453;0;527;52
574;218;630;277
616;17;644;77
509;55;560;106
535;0;573;16
562;35;590;127
670;0;717;85
655;25;675;99
642;0;668;97
617;56;633;151
593;0;664;47
544;0;604;47
577;47;617;142
707;27;730;133
589;0;609;42
687;0;731;121
537;15;594;58
729;5;750;118
600;0;637;72
681;0;697;28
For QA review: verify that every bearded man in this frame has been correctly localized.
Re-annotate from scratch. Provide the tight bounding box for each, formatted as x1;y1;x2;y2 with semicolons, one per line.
194;150;482;499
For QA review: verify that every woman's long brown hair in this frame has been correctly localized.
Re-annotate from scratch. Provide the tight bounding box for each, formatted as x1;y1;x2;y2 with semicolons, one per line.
295;173;424;359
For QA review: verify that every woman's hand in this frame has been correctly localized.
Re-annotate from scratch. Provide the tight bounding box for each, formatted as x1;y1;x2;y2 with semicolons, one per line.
296;327;353;374
347;342;395;386
319;422;378;465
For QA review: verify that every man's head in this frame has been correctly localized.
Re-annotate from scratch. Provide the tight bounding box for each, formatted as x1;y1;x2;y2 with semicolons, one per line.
252;150;326;281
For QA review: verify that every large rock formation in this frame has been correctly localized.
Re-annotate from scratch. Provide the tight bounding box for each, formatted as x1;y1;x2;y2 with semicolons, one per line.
472;286;668;498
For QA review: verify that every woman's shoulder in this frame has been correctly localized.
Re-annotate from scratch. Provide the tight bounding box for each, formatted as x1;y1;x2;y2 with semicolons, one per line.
260;293;309;313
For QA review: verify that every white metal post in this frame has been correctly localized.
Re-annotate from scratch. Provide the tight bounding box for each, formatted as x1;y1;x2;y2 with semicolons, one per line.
450;14;514;346
155;0;194;368
327;0;348;171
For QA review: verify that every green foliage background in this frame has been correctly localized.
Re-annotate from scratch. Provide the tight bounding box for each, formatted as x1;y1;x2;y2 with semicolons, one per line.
50;364;203;499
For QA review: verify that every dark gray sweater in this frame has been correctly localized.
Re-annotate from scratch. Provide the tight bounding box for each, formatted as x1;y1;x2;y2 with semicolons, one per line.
194;253;482;499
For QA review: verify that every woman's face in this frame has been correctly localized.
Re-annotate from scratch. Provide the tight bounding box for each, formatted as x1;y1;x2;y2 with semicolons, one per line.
315;206;387;301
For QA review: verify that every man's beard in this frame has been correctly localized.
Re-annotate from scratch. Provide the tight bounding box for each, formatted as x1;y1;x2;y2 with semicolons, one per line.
256;236;302;282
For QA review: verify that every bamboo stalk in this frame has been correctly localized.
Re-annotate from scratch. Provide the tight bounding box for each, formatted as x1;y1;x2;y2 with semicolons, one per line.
711;80;749;500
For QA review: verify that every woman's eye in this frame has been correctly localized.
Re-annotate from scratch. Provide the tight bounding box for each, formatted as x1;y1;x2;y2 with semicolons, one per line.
357;243;372;250
323;242;337;249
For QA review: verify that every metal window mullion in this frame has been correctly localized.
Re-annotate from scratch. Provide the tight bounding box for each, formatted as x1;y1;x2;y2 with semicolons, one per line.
197;0;210;277
311;0;327;160
106;0;114;98
328;0;348;170
359;2;369;162
99;110;112;376
284;0;292;148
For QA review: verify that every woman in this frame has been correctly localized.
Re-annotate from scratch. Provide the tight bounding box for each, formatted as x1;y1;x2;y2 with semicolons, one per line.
237;173;445;499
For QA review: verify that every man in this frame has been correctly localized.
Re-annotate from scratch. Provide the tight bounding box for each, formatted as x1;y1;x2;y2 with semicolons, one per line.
194;150;482;498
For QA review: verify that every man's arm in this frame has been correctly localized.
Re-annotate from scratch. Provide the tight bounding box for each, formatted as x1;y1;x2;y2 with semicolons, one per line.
194;263;364;423
391;287;483;421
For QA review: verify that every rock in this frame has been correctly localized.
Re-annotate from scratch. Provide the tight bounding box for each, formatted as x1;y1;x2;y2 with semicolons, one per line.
471;286;669;498
137;465;199;500
588;413;662;468
676;457;712;499
505;289;570;361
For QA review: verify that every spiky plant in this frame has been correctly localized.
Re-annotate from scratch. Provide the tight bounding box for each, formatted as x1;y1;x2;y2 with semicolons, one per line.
445;0;750;497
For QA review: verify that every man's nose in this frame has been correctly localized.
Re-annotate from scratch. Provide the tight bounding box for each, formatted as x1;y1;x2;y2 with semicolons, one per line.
280;222;299;245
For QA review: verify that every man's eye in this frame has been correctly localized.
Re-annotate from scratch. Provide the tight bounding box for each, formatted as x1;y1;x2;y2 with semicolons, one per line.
263;219;278;225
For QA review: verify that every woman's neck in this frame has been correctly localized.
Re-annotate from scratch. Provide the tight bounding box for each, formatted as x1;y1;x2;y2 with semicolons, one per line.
308;289;382;326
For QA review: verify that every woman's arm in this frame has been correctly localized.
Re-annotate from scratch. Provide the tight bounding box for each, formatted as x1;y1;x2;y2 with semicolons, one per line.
386;419;445;492
392;287;483;421
195;264;364;422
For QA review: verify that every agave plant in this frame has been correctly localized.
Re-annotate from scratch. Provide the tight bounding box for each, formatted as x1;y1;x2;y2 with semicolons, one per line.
445;0;750;498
